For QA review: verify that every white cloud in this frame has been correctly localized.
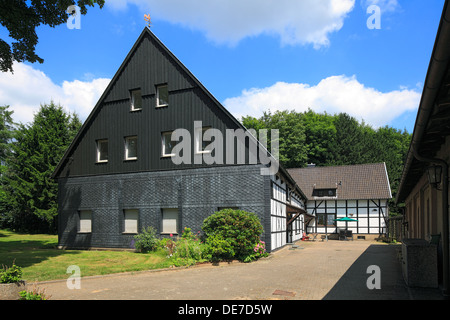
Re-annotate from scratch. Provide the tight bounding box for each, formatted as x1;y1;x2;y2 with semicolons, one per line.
107;0;355;47
223;75;420;128
361;0;400;13
0;63;110;125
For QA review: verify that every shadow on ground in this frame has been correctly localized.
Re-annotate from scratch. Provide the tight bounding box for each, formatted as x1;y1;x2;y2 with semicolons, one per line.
0;230;79;269
322;244;445;300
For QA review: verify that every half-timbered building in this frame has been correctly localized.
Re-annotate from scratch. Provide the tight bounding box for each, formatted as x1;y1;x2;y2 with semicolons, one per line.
52;27;307;252
288;163;392;239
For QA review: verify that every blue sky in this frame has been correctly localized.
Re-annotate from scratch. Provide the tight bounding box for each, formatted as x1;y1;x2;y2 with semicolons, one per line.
0;0;445;133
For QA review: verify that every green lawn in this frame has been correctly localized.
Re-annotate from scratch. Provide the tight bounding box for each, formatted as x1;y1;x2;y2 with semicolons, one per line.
0;229;173;282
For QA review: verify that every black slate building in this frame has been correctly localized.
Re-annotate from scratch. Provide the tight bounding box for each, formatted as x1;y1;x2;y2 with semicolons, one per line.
52;28;306;252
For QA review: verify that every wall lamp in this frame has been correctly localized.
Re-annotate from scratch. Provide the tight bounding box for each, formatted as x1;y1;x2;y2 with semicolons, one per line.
427;164;443;188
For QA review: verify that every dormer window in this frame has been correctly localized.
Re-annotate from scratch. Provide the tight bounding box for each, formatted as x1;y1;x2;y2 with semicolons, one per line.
312;188;336;197
130;89;142;111
156;84;169;107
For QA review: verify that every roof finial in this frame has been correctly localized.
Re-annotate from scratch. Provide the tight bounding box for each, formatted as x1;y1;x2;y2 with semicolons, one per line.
144;14;151;28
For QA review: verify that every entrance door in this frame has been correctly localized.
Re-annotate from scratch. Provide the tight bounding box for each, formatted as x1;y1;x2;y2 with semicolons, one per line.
287;213;293;243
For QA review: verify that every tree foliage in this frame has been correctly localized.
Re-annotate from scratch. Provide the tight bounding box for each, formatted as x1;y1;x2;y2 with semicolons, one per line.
2;102;81;233
0;106;16;227
0;0;105;73
242;109;411;214
242;110;307;168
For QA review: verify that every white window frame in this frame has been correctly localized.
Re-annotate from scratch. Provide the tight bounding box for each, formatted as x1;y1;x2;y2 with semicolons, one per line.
156;84;169;108
161;131;176;157
78;210;92;233
195;126;212;154
96;139;108;163
123;209;139;234
125;136;138;161
162;208;179;235
130;89;142;111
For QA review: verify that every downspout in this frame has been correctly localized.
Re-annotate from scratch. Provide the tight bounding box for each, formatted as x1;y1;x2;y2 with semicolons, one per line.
412;145;449;296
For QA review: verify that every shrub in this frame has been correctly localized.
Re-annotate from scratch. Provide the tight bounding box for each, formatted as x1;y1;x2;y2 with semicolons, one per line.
171;238;206;266
134;226;159;253
161;237;177;257
1;263;23;284
174;236;203;260
243;240;269;263
181;227;200;240
161;228;207;266
203;234;235;262
202;209;264;261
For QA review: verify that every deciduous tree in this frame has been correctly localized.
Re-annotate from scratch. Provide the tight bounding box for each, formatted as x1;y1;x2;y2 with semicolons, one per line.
0;0;105;73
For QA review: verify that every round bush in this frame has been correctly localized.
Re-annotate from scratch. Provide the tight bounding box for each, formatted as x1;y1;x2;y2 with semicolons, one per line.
204;234;235;262
201;209;264;261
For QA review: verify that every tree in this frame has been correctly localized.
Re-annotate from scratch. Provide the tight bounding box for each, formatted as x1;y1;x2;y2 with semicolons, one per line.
372;126;411;214
300;109;336;166
242;110;307;168
0;0;105;73
0;106;16;228
330;113;365;165
241;108;412;216
0;105;15;162
3;102;81;233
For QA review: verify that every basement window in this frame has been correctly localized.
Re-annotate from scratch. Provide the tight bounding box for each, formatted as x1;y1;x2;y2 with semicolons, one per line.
162;208;179;235
156;84;169;108
78;210;92;233
123;209;139;234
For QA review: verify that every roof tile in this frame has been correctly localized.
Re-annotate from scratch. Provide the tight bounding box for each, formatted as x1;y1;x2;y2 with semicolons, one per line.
287;163;392;200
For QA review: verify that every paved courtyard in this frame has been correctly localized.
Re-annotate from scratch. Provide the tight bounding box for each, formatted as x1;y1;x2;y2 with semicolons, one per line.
37;239;444;300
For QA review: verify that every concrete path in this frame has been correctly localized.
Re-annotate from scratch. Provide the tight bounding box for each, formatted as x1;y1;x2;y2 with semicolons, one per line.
36;240;444;300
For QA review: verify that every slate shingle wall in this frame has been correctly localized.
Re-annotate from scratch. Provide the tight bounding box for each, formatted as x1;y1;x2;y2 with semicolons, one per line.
57;165;273;250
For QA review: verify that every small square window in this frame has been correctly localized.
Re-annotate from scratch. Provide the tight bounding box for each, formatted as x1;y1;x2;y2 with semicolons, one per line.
317;214;336;227
123;209;139;234
156;85;169;107
195;127;212;154
125;136;138;160
130;89;142;111
96;139;108;163
79;210;92;233
161;131;176;157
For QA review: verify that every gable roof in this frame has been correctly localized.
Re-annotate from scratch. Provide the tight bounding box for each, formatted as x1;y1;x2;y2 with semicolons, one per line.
51;27;305;199
52;27;241;179
287;163;392;201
